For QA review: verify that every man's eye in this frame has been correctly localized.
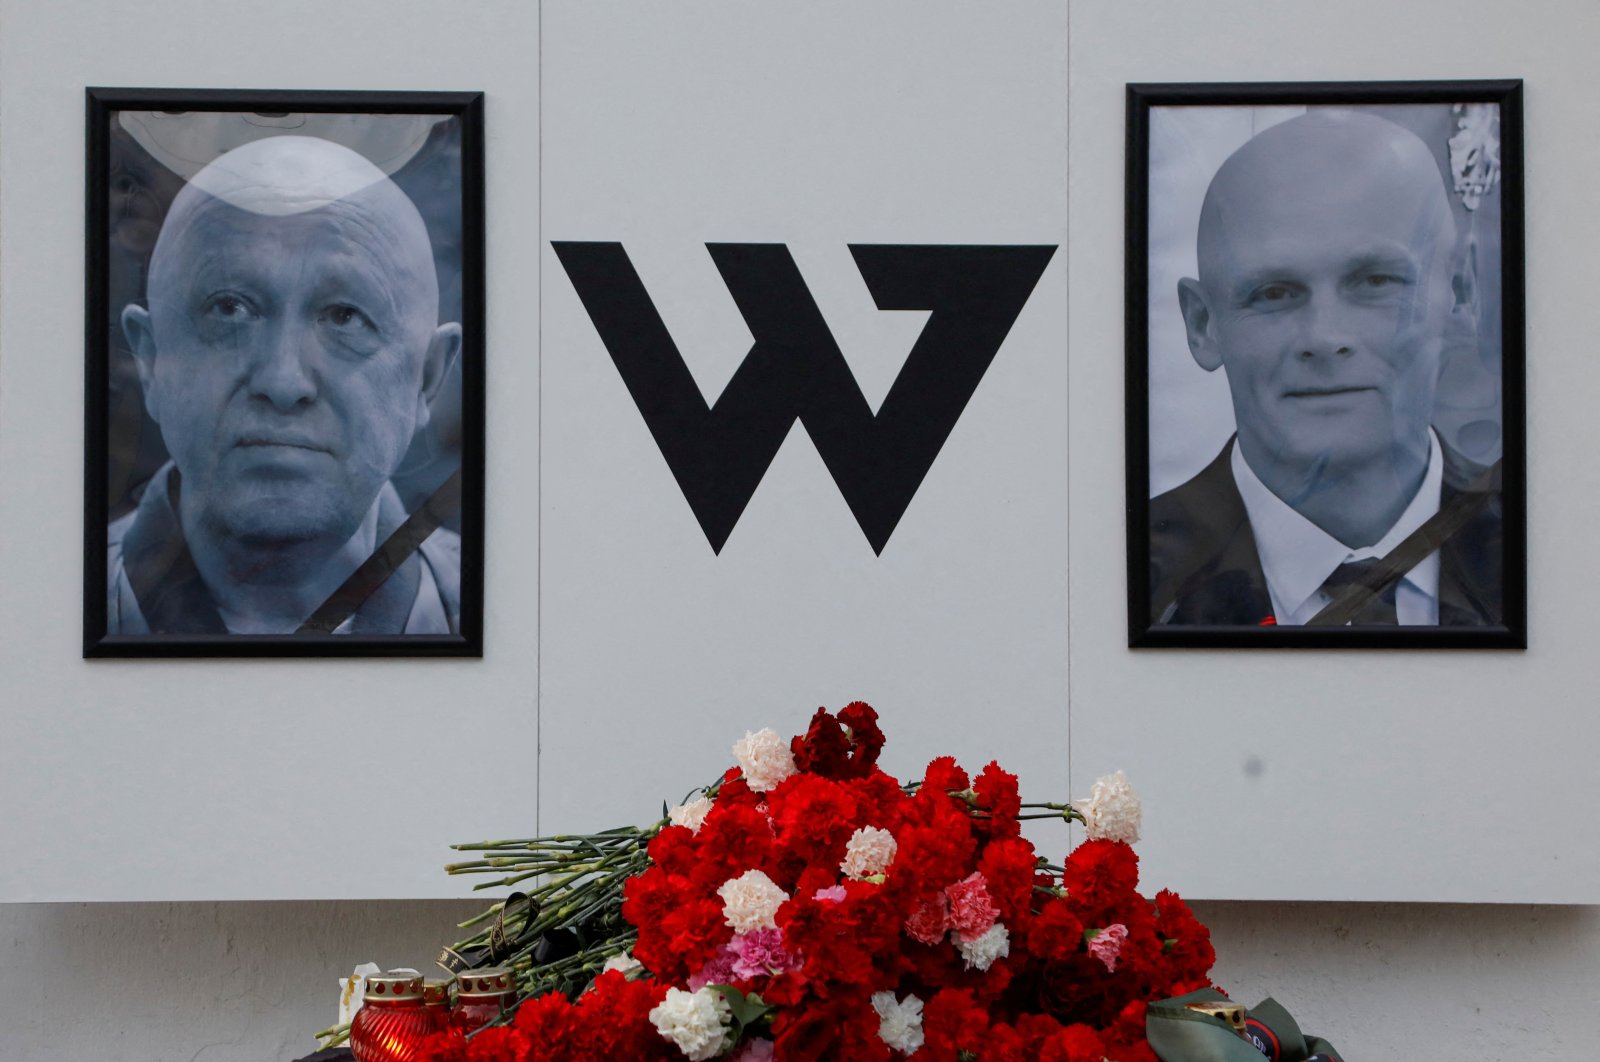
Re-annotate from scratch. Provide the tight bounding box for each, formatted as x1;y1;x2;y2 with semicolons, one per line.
1248;283;1300;306
1361;273;1403;288
321;304;375;331
202;294;258;321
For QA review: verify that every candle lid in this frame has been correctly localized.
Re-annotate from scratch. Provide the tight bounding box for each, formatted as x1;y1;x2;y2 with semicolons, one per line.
456;966;516;997
364;973;424;1001
423;978;453;1005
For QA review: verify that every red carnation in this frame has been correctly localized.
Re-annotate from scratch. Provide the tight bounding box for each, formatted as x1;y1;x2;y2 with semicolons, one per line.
573;971;673;1059
919;756;969;797
984;1022;1027;1062
416;1024;534;1062
1154;889;1216;988
766;773;862;878
511;991;582;1057
977;837;1040;926
836;701;885;771
921;988;990;1061
904;891;951;945
1044;1023;1111;1062
788;702;887;783
1028;898;1086;959
771;1003;841;1059
1061;839;1140;923
972;761;1022;839
714;766;759;811
645;824;700;876
694;804;779;886
790;707;854;778
891;797;978;895
846;768;915;836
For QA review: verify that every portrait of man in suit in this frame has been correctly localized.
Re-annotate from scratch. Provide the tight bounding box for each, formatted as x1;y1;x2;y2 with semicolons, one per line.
1139;100;1513;633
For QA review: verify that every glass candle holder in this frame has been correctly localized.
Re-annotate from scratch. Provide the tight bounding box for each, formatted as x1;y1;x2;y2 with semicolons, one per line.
450;966;517;1034
350;973;434;1062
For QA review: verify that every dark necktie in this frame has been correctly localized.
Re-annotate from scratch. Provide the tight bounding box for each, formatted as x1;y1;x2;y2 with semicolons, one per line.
1318;559;1399;625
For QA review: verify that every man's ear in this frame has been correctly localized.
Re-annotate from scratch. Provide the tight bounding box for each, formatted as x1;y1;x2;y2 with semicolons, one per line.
1177;278;1223;372
413;321;463;430
120;303;162;424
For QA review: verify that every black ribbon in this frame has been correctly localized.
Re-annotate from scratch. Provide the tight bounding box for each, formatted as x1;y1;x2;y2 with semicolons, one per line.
1308;460;1499;626
298;468;463;634
436;891;542;975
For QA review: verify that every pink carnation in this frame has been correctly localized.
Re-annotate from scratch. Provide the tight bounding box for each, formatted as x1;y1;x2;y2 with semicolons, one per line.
945;872;1001;942
688;943;739;991
904;893;950;946
812;885;848;904
1088;923;1129;972
732;1039;776;1062
730;926;800;980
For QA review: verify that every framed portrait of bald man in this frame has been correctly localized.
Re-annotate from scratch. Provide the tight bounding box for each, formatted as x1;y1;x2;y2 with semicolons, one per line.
1126;81;1525;648
83;89;485;656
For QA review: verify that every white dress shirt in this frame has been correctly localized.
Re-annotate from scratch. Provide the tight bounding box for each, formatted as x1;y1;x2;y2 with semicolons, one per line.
1231;431;1444;625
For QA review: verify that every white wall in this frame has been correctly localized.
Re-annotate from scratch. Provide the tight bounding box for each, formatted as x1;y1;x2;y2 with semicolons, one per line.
5;900;1598;1059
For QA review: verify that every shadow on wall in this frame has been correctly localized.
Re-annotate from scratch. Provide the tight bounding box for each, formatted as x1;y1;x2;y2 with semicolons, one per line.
3;899;480;1062
1191;900;1599;1060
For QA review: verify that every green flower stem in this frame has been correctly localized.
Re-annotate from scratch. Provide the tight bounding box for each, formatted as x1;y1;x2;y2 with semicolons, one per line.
314;1022;350;1049
471;870;542;891
462;847;641;894
454;856;645;948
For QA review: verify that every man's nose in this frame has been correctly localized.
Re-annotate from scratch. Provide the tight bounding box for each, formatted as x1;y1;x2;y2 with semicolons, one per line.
1294;296;1358;360
248;318;319;410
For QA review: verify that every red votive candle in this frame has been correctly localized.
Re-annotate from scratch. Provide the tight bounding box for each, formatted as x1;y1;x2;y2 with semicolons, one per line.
350;973;434;1062
450;966;518;1033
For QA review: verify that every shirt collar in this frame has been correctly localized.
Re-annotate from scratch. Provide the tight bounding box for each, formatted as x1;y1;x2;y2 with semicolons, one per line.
1230;431;1445;620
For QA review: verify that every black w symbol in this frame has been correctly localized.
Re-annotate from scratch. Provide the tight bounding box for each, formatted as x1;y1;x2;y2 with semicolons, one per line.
552;243;1056;554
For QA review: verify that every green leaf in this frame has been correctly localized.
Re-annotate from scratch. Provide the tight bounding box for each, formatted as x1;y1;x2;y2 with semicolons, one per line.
708;984;777;1032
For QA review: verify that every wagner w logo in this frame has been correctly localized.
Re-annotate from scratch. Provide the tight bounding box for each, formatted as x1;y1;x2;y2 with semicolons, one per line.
552;243;1056;554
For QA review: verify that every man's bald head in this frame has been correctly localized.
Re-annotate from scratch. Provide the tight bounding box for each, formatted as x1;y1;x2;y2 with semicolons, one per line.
148;135;440;330
1196;110;1457;293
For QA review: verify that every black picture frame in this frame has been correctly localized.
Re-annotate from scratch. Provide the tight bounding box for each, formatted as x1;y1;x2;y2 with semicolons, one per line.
1126;80;1525;649
84;88;485;657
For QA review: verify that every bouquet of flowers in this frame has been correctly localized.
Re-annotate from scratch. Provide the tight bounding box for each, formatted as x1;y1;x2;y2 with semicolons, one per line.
419;703;1216;1061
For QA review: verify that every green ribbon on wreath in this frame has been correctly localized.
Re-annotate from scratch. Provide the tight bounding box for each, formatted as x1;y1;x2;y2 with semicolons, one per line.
1147;988;1344;1062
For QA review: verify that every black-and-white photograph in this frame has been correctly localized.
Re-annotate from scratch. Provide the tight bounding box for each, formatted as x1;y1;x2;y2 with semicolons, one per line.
84;90;484;655
1126;81;1525;647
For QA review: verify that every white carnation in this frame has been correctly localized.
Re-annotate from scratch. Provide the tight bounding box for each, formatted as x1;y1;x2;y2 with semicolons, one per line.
841;825;898;879
602;951;642;976
956;922;1010;972
1073;770;1142;844
717;869;789;933
669;795;715;834
732;728;798;792
872;990;925;1055
649;986;733;1061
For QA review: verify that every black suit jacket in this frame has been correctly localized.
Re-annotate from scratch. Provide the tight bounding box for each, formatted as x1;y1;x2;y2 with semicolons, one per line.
1148;439;1504;627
